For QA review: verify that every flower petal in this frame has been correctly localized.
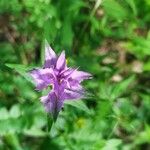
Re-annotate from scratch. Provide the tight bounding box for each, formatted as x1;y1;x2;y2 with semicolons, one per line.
71;70;92;82
60;68;77;79
67;78;79;88
35;79;48;90
41;91;64;120
64;88;85;100
29;68;55;90
56;51;66;71
44;40;57;68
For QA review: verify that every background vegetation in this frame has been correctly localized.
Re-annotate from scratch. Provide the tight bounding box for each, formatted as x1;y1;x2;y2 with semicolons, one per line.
0;0;150;149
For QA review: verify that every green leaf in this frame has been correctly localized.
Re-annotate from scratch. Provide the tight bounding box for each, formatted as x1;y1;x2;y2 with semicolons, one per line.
4;133;23;150
143;61;150;71
61;18;74;48
65;100;91;114
5;63;34;84
102;0;127;21
23;128;48;137
44;18;57;44
0;118;25;136
0;61;12;72
125;35;150;59
125;0;137;16
47;114;53;132
9;104;21;118
111;76;135;100
135;125;150;144
0;108;9;120
102;139;122;150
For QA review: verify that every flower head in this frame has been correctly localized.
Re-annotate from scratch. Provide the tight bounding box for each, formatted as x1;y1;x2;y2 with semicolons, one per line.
29;41;92;119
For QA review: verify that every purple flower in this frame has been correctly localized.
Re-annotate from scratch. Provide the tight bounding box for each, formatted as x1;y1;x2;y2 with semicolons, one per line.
29;41;92;119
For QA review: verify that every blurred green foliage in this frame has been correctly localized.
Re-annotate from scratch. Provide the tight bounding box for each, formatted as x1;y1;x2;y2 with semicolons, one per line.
0;0;150;149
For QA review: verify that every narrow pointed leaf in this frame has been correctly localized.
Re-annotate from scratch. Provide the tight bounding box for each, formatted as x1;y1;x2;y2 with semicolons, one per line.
5;63;34;84
65;100;91;114
47;114;53;132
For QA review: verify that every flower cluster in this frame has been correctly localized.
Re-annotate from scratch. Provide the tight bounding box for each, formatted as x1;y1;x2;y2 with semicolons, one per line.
29;41;92;119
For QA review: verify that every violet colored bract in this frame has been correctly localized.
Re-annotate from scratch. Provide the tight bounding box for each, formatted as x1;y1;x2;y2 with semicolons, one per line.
29;41;92;120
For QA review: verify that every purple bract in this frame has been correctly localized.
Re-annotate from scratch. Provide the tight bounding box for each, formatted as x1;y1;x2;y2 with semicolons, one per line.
29;41;92;119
